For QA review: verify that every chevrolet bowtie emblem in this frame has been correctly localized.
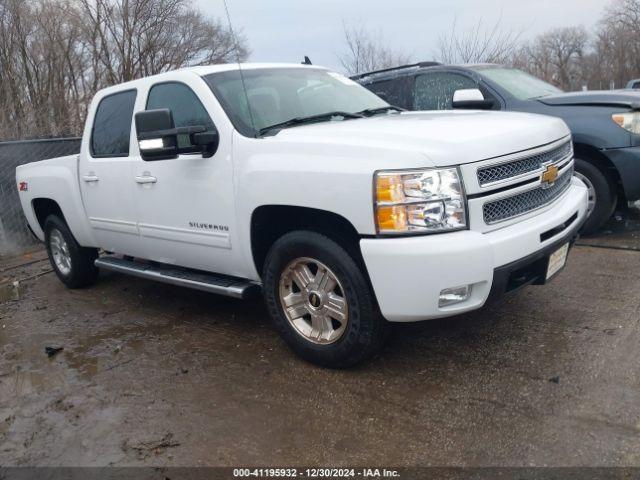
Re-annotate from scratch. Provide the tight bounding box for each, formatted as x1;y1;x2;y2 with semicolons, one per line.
541;164;559;188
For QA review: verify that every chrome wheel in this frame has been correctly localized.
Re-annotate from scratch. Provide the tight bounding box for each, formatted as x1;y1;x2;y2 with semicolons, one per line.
278;257;348;345
574;171;597;216
49;229;72;276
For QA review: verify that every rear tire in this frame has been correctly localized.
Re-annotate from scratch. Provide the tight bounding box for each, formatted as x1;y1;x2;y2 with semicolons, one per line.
263;231;387;368
574;158;617;235
44;215;99;288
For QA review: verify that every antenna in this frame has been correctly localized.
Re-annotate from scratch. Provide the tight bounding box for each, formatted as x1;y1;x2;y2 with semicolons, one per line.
221;0;257;136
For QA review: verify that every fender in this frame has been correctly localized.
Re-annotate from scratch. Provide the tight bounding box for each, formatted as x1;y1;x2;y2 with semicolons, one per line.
16;155;97;246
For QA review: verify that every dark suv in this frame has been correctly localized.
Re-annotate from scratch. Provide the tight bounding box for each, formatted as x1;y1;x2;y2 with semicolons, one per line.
354;62;640;233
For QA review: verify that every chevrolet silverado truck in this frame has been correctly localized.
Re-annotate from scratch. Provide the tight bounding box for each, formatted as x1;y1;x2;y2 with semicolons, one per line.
16;63;589;367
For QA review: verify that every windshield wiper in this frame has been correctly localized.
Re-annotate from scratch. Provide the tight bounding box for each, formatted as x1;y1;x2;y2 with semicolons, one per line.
357;106;404;116
259;111;364;136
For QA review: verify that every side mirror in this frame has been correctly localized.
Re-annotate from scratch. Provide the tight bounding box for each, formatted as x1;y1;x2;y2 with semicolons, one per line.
135;109;179;161
452;89;495;110
135;108;219;161
192;131;219;159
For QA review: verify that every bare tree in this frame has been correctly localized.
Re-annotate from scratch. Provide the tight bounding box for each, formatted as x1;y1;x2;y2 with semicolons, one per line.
0;0;82;138
437;17;523;64
0;0;249;141
338;22;412;75
516;26;589;90
595;0;640;88
347;0;640;92
511;7;640;92
74;0;248;83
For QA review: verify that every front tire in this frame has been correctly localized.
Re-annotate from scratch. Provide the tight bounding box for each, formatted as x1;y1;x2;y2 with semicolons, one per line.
263;231;387;368
44;215;99;289
574;158;617;235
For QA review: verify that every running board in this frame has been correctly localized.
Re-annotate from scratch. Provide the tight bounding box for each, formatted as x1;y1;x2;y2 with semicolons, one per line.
94;256;260;299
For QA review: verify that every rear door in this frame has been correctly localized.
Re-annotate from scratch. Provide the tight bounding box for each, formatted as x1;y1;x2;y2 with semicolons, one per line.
79;89;140;254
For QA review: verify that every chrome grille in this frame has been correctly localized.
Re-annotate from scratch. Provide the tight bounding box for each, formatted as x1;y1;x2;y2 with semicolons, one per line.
483;167;573;224
477;141;572;186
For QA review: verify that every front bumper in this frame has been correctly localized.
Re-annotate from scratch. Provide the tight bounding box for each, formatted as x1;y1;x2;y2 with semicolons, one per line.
602;145;640;201
360;178;588;322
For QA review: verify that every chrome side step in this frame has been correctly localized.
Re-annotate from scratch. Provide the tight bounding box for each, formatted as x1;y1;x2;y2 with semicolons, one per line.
95;256;261;299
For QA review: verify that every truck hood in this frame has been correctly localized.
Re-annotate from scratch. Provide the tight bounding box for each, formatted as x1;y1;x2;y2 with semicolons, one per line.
270;111;570;167
538;90;640;109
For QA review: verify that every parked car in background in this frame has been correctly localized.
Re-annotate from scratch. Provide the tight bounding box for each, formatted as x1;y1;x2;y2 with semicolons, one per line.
627;79;640;90
355;62;640;233
16;63;588;367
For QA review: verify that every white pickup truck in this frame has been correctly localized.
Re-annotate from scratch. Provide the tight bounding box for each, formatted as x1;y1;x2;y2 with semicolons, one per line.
16;63;588;367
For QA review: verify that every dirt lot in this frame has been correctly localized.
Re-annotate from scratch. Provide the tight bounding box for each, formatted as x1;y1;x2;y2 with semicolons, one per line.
1;208;639;468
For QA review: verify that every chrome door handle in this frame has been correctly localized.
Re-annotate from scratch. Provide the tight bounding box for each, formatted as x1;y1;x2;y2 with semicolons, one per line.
134;175;157;184
82;174;99;183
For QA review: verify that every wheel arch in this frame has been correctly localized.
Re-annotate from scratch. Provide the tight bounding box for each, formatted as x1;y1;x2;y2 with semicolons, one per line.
32;198;67;231
573;142;625;202
250;205;365;279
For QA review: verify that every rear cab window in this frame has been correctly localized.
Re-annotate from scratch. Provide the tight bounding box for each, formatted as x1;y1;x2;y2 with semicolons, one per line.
91;90;137;157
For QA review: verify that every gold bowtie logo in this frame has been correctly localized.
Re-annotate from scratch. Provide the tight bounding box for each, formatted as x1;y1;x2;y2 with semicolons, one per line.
541;164;559;187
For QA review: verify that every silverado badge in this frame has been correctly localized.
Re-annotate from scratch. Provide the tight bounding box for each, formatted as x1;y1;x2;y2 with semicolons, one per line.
189;221;229;232
541;164;559;189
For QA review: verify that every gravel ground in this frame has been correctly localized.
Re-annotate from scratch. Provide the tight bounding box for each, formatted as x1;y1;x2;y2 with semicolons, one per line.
1;210;639;468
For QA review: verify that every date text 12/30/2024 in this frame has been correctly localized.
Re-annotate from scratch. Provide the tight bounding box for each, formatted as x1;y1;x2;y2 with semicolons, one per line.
233;468;401;478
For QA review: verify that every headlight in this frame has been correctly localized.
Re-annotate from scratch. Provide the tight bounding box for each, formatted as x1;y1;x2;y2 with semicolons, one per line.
612;112;640;135
374;167;467;234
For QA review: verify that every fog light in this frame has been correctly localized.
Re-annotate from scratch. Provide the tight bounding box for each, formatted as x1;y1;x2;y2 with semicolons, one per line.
439;285;471;307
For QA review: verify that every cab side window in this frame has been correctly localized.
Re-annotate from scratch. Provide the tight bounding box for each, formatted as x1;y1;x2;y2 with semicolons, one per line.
366;79;407;108
91;90;137;157
146;82;215;148
413;73;477;110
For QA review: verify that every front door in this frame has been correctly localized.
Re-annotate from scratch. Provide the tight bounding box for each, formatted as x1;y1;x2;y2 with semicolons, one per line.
79;89;140;254
131;77;239;275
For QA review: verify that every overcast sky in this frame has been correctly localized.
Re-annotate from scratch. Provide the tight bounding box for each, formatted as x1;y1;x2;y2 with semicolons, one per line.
199;0;611;73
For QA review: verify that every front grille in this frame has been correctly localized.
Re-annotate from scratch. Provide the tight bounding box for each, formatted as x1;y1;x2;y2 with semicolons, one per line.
477;141;572;186
483;167;573;224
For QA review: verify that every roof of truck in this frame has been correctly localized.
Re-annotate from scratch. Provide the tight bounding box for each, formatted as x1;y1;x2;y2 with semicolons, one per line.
94;63;330;98
186;62;328;76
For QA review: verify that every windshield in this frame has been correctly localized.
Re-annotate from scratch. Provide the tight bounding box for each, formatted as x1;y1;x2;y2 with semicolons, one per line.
472;67;563;100
204;68;388;136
